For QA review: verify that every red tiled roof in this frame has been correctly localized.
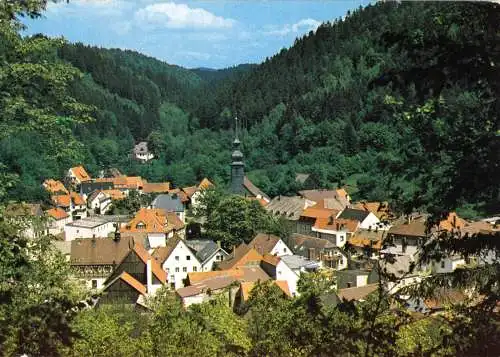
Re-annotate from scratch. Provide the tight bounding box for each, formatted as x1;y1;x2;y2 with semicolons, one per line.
52;194;71;208
314;217;359;233
142;182;170;194
46;207;69;220
70;166;91;182
248;233;281;255
121;208;168;234
102;189;126;200
217;244;263;270
131;241;167;283
116;272;147;295
71;192;86;206
43;179;69;194
198;178;214;190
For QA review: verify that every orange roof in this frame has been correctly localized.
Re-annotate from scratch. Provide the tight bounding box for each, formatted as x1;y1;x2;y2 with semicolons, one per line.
102;189;126;200
314;217;359;233
131;241;167;283
142;182;170;194
439;212;467;232
301;205;338;220
348;230;385;250
336;188;349;200
43;179;68;194
95;176;144;190
117;271;147;295
46;207;69;220
261;253;280;266
70;166;91;182
122;208;167;234
240;280;291;301
352;201;392;220
198;178;214;190
52;194;71;208
217;244;263;270
182;186;197;198
70;192;85;206
187;266;269;285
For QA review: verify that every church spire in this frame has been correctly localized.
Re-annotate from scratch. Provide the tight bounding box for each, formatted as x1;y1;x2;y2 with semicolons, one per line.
231;115;245;194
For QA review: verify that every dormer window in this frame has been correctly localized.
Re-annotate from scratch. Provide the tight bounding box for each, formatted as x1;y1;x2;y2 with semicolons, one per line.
136;222;146;230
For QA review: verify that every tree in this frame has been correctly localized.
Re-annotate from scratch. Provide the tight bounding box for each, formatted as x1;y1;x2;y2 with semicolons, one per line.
199;191;281;249
0;212;86;356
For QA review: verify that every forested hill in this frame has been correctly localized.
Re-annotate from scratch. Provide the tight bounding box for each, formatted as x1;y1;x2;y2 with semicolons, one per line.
2;1;499;217
194;1;499;216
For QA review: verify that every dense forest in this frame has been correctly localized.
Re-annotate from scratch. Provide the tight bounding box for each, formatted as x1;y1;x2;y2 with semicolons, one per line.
1;1;499;219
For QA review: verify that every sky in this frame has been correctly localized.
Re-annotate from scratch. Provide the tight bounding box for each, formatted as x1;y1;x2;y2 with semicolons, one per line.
24;0;371;69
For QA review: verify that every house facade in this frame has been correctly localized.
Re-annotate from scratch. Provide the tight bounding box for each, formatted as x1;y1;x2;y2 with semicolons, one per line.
153;236;202;289
133;142;154;163
64;217;116;241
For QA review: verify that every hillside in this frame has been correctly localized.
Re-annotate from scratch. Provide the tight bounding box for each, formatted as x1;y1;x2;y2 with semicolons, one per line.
1;1;499;217
194;1;500;215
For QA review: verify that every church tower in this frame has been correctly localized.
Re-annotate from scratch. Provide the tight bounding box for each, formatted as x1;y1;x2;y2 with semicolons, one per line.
231;116;245;194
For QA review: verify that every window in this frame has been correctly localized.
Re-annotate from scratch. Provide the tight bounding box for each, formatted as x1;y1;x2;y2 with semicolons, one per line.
136;222;146;230
175;256;179;261
193;266;197;272
182;267;187;272
340;235;344;242
186;255;191;261
170;275;175;281
175;267;179;272
441;261;445;269
216;255;222;261
91;280;97;289
283;247;287;253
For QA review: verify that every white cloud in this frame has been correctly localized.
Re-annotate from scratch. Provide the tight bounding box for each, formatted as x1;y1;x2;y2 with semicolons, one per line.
264;18;321;36
134;2;236;30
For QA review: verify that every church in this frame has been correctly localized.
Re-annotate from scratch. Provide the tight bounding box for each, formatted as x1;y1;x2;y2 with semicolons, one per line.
230;118;270;204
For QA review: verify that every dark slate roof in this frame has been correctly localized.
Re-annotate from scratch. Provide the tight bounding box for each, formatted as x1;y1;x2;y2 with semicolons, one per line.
80;181;114;196
337;208;370;222
151;194;184;212
185;239;225;264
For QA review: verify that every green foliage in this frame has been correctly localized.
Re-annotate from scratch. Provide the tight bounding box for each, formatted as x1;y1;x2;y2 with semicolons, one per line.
0;208;86;356
196;188;284;249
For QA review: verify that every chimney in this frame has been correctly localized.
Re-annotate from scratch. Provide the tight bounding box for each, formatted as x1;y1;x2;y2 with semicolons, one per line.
308;247;316;261
217;241;221;249
146;258;153;294
91;234;96;248
328;216;334;225
336;223;340;231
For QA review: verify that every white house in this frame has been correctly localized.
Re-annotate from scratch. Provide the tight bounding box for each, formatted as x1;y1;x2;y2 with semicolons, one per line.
87;190;112;214
46;207;72;235
337;208;383;231
183;178;214;208
261;254;320;297
67;165;92;186
64;217;116;241
432;255;466;274
133;142;154;163
248;233;293;257
185;240;229;271
153;236;202;289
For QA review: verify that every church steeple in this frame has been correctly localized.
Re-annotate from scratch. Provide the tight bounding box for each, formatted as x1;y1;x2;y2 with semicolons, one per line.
231;115;245;194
